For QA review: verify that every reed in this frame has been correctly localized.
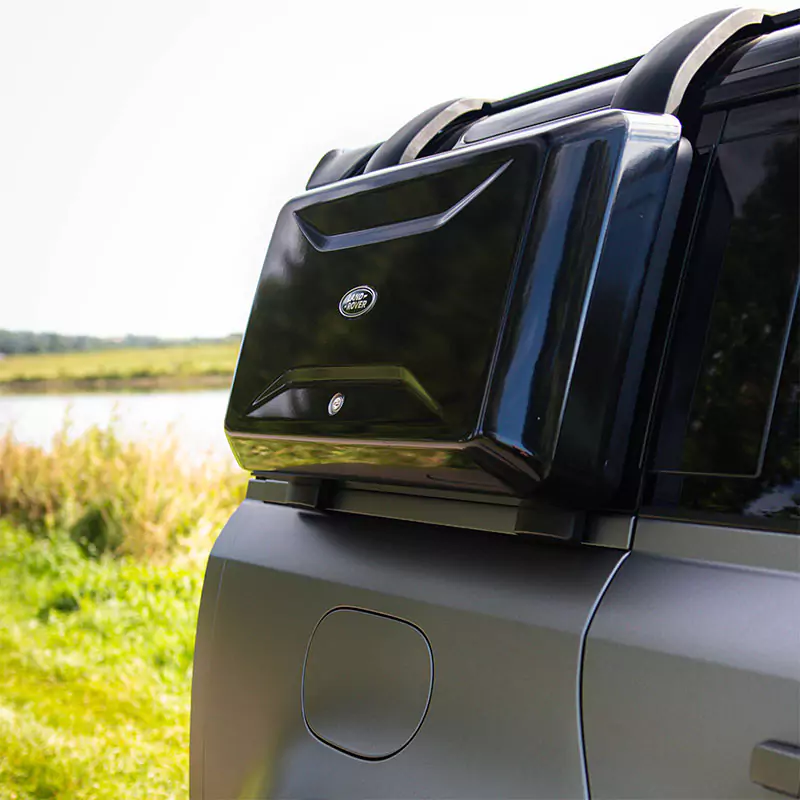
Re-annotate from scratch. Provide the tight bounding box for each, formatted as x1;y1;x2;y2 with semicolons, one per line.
0;423;247;562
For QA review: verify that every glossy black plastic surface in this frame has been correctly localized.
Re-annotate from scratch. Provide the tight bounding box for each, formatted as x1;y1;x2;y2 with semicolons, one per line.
306;144;380;190
701;25;800;109
363;99;487;173
461;78;621;144
227;109;687;501
488;56;638;115
228;149;538;449
726;23;800;74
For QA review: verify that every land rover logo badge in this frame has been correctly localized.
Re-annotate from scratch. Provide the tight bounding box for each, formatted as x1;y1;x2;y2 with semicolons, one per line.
339;285;377;318
328;392;345;416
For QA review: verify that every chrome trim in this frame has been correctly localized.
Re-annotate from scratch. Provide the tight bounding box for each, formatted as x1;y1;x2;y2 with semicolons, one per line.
327;392;345;416
338;285;377;318
613;8;767;114
399;98;488;163
665;9;766;114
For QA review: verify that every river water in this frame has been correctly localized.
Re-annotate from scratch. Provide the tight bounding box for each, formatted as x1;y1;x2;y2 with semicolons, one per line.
0;390;236;465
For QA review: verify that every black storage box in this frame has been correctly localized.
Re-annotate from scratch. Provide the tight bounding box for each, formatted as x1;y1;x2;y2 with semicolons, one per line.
226;108;690;502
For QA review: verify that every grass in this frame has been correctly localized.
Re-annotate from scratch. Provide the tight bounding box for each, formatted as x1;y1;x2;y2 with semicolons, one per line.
0;343;239;391
0;424;246;561
0;426;248;798
0;522;201;799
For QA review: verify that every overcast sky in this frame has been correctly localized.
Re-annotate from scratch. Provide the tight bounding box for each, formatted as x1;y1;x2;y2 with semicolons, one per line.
1;1;789;337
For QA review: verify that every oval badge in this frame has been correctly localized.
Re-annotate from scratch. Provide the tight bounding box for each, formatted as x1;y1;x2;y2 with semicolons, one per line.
339;285;377;318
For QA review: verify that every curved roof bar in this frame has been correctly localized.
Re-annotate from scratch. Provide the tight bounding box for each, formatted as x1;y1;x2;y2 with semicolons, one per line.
611;8;767;115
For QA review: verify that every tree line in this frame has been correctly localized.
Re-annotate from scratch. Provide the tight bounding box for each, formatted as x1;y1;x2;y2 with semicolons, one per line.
0;330;241;356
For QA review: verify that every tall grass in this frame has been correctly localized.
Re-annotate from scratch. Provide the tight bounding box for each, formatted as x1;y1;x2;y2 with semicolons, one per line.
0;426;247;797
0;423;246;561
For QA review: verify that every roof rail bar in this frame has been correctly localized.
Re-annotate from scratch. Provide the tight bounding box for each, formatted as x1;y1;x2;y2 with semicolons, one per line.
611;8;767;115
489;56;641;115
768;8;800;27
489;7;800;119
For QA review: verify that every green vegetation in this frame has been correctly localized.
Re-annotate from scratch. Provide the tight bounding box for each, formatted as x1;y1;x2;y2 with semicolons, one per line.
0;427;248;798
0;329;240;356
0;522;200;799
0;425;246;561
0;343;239;392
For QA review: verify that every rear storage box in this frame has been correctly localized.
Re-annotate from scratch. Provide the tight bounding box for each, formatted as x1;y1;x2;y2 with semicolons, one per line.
226;109;689;502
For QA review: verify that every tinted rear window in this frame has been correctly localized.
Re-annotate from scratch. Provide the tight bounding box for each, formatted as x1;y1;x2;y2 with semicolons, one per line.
664;131;798;476
649;98;799;528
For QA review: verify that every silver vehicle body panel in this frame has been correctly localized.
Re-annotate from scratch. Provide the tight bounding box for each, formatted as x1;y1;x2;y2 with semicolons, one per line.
583;519;800;798
191;500;624;799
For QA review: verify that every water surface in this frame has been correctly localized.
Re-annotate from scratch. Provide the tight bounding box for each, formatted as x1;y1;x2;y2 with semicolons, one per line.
0;390;235;464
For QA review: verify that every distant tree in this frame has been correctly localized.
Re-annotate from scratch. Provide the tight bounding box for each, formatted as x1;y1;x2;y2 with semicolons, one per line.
0;330;243;355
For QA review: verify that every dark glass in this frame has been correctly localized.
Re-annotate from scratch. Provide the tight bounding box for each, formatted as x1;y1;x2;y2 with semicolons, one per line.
649;115;799;528
695;111;726;148
723;94;799;142
679;315;799;524
686;135;798;475
648;314;799;528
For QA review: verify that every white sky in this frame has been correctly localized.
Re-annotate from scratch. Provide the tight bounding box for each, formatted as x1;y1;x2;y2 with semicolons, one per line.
0;1;789;338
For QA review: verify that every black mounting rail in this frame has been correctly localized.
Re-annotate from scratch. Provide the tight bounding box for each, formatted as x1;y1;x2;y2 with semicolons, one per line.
487;56;641;115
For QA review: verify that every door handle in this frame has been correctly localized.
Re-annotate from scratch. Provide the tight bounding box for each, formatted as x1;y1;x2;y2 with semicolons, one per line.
751;741;800;798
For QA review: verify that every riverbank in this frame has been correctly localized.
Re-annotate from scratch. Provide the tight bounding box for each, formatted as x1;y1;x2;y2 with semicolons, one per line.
0;373;231;394
0;343;238;394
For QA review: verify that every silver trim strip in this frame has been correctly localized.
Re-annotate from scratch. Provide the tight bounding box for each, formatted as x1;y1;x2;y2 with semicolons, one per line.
399;98;488;163
664;9;766;114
